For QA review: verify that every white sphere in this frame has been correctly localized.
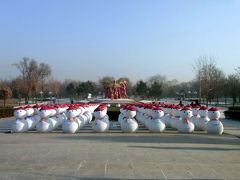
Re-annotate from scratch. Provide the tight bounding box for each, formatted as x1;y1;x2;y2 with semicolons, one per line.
120;118;138;133
14;108;26;119
93;109;107;119
150;108;164;119
206;120;224;135
36;120;53;133
25;106;34;117
194;117;210;130
62;120;79;133
178;120;195;133
25;117;36;130
162;114;172;128
11;119;28;132
146;118;165;132
92;119;109;132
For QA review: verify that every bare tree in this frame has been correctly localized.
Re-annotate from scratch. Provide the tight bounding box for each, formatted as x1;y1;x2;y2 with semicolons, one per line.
45;79;61;97
193;56;225;105
13;57;51;104
0;81;12;107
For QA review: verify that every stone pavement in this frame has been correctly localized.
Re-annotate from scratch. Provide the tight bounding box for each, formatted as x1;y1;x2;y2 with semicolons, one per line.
0;117;239;179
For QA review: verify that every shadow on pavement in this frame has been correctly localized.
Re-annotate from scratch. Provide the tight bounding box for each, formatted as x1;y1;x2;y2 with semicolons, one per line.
128;145;240;151
54;134;240;145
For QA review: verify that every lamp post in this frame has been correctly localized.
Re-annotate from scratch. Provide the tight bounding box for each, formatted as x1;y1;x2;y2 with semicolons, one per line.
49;91;52;104
39;91;43;102
41;73;47;103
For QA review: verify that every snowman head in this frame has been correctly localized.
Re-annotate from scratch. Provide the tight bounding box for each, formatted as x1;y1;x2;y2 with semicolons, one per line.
174;105;182;117
191;105;200;116
151;107;164;119
39;106;51;119
66;106;78;119
14;107;26;119
75;106;82;116
125;105;136;118
49;106;57;117
180;107;193;119
199;106;208;117
120;104;127;114
54;105;61;115
93;104;107;119
24;105;34;117
208;107;220;120
33;104;41;115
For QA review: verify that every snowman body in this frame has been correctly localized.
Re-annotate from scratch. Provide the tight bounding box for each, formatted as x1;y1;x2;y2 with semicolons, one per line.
206;107;223;135
92;115;109;132
120;118;138;133
11;108;28;132
145;108;165;132
177;108;194;133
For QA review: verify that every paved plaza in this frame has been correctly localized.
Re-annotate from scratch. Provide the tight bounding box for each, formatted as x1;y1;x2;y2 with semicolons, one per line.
0;117;239;179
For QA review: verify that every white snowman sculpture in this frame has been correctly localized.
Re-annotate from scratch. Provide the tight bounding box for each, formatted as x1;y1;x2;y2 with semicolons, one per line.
48;106;58;130
36;106;53;133
119;105;138;133
206;107;224;135
161;104;172;128
135;104;146;124
177;106;195;133
62;106;79;133
54;105;65;127
24;105;36;130
170;105;182;129
190;105;200;126
145;106;165;132
195;106;210;130
11;107;28;132
92;104;109;132
32;104;41;125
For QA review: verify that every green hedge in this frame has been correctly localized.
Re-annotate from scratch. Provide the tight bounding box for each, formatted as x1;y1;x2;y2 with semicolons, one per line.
0;107;14;118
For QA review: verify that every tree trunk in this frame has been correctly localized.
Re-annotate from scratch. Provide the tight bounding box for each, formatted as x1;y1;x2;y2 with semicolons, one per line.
25;96;29;104
3;98;6;107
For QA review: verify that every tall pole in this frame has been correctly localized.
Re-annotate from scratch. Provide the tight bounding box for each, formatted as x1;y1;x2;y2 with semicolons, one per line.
41;74;44;102
199;70;202;103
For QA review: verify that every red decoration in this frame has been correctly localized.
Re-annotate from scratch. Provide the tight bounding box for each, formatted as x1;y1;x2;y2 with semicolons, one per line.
103;80;127;99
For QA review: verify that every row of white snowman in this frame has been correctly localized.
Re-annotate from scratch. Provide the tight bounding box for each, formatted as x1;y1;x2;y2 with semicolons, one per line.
11;104;100;133
11;103;224;135
132;104;224;135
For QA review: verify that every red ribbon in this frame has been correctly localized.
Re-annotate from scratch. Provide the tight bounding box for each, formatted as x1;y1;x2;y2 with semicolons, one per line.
183;118;189;124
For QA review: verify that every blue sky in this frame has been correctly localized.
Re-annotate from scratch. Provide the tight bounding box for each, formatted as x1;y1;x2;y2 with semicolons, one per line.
0;0;240;82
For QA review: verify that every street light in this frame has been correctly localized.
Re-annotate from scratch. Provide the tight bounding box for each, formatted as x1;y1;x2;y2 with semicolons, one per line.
49;91;52;104
39;91;43;102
